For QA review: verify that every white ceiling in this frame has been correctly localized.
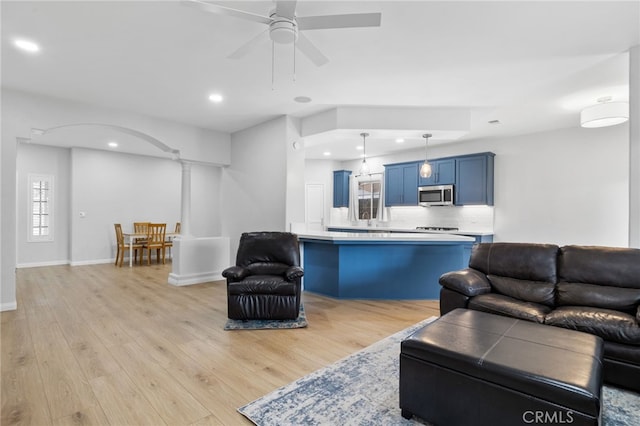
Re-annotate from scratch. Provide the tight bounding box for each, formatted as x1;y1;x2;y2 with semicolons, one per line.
2;1;638;160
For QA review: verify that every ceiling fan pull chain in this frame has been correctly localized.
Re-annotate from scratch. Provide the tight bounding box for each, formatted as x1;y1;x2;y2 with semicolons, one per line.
271;40;275;91
293;36;296;83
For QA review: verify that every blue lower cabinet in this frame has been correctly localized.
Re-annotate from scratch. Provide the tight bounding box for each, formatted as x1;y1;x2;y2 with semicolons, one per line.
300;239;473;299
464;234;493;243
327;228;368;233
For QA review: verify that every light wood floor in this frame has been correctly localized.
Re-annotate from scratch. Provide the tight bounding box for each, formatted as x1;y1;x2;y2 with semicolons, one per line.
1;262;440;426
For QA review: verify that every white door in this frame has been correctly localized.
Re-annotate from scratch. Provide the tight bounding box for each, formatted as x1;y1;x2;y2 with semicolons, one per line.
305;183;324;231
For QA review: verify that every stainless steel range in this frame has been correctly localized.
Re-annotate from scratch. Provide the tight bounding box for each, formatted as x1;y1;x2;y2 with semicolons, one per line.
416;226;459;232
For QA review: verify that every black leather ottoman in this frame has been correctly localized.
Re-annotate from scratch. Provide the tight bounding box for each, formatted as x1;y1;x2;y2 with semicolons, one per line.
400;309;604;426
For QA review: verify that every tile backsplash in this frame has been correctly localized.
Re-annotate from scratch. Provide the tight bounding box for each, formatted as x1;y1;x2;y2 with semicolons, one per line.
330;205;494;231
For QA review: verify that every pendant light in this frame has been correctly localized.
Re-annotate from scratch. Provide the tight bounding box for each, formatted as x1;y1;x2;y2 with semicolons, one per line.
420;133;433;178
359;132;370;175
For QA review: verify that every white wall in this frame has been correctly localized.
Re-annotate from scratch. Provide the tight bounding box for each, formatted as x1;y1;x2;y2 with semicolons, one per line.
222;116;288;261
285;117;306;229
70;148;182;264
324;124;629;247
16;144;71;266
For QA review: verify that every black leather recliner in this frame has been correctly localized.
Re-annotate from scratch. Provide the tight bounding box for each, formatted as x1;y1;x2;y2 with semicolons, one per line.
223;231;304;320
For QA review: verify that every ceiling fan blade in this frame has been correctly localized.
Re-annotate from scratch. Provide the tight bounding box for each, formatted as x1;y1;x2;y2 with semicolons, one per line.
296;33;329;67
276;1;297;20
297;12;381;30
181;0;272;25
227;28;269;59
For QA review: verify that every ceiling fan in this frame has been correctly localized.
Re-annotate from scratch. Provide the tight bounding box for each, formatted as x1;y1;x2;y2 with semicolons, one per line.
182;0;382;66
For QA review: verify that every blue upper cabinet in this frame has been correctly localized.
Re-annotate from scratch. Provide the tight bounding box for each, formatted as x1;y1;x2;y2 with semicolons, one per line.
333;170;351;208
384;162;418;206
333;170;351;207
418;158;455;186
455;153;495;206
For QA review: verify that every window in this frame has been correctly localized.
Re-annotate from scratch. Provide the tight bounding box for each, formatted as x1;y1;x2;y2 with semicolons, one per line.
358;180;380;220
28;174;54;242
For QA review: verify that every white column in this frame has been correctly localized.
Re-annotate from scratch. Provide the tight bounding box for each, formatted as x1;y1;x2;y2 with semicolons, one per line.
630;45;640;248
180;160;192;238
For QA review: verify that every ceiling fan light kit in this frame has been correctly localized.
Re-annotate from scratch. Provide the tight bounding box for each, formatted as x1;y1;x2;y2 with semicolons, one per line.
183;0;381;71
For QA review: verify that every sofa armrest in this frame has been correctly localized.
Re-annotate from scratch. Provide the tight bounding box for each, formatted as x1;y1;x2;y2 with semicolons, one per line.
286;266;304;280
222;266;248;281
439;268;492;297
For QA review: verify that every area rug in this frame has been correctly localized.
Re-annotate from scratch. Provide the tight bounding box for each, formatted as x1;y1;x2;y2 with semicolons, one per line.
238;316;640;425
224;304;307;330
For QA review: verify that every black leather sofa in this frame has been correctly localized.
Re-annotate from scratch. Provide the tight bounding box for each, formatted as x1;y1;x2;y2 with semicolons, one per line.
223;232;304;320
439;243;640;392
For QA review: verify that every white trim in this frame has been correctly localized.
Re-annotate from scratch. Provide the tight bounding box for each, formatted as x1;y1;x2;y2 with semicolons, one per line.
1;301;18;312
69;258;115;267
17;259;70;268
168;271;224;286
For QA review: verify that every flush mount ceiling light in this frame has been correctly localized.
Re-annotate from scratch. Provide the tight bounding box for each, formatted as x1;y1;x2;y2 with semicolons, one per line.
108;141;118;148
420;134;433;178
208;93;224;103
359;132;370;175
14;38;40;53
581;96;629;128
395;138;405;143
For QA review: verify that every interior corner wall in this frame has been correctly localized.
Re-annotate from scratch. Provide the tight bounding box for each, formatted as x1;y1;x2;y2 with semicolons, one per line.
222;116;288;261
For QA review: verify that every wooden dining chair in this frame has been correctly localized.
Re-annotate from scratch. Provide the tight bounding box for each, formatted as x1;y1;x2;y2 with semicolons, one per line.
143;223;167;265
114;223;143;267
133;222;151;264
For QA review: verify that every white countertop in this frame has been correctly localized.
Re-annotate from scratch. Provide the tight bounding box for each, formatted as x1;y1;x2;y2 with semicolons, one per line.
297;230;475;242
324;224;493;236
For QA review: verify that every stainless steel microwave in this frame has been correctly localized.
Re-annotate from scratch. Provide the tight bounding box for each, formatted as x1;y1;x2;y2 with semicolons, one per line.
418;185;454;206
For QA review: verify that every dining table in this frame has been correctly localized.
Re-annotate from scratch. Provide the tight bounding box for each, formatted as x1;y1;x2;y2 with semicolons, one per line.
122;230;180;267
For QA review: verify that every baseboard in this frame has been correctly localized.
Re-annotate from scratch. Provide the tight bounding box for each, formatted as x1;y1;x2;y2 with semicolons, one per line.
1;301;18;312
168;270;224;286
70;258;114;266
16;259;70;268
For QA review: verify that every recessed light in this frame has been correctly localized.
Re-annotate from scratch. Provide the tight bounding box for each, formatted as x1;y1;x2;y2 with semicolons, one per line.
323;151;331;156
14;38;40;53
488;119;501;124
108;141;118;148
356;145;364;150
208;93;224;103
294;96;312;103
395;138;405;143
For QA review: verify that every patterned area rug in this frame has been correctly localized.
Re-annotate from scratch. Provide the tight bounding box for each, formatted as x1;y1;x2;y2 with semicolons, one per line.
224;304;307;330
238;317;640;425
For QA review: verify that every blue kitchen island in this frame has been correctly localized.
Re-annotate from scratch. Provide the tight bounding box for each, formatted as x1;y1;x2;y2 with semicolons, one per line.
297;231;475;300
